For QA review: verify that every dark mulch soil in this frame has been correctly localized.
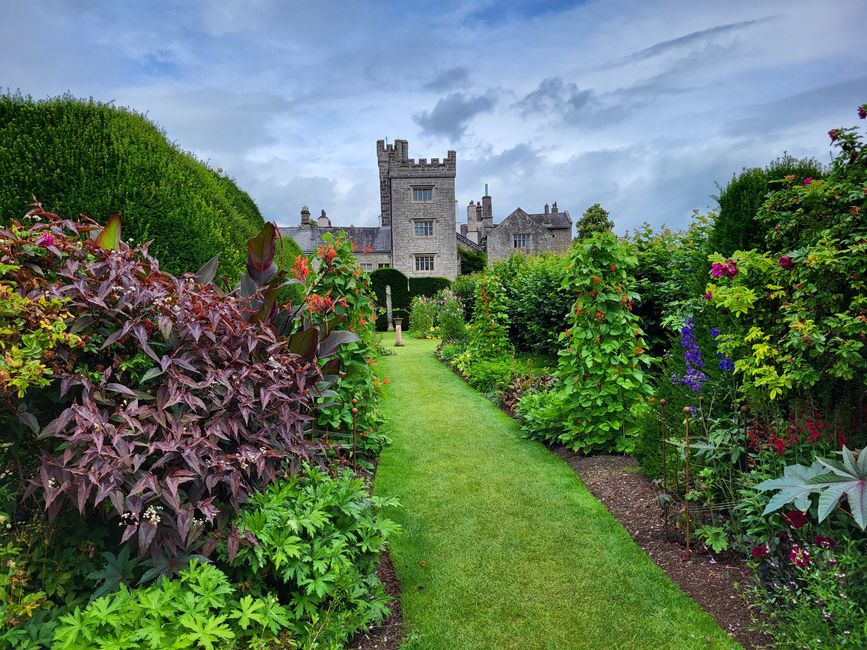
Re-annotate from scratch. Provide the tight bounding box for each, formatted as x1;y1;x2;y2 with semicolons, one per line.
554;449;771;650
348;549;403;650
348;461;404;650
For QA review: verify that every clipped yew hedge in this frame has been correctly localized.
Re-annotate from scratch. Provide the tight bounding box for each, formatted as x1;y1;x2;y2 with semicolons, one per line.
371;268;410;331
0;93;264;277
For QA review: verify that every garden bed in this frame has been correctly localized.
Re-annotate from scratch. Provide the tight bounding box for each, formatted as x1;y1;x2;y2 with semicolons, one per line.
350;550;403;650
555;450;771;650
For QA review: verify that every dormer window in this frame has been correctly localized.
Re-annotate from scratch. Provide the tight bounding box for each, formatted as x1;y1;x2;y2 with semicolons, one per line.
412;187;433;202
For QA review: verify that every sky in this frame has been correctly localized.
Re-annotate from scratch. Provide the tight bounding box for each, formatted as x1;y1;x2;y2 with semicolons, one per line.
1;0;865;235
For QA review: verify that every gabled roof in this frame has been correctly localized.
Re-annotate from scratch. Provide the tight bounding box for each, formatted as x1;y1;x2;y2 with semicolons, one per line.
456;231;483;251
526;211;572;229
280;226;391;254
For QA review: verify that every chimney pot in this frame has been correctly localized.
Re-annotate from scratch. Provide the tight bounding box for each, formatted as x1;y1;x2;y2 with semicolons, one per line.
544;203;549;215
552;202;558;214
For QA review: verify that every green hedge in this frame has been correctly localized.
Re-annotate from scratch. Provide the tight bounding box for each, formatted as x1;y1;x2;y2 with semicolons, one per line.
408;276;451;298
370;268;410;331
0;93;265;277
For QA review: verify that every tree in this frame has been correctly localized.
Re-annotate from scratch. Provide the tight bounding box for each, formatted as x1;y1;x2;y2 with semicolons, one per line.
575;203;614;240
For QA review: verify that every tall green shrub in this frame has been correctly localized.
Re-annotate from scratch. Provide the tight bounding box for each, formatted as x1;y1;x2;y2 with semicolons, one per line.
708;154;823;257
408;276;451;299
0;93;264;277
370;268;409;331
518;233;653;452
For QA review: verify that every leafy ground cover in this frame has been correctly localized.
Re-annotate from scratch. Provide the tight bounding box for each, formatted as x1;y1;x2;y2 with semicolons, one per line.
374;337;739;649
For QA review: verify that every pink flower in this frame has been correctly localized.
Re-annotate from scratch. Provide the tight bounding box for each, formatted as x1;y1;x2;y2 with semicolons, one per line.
703;291;713;300
803;177;813;186
36;232;56;247
859;105;867;119
751;545;768;558
710;260;738;279
785;509;809;529
778;255;793;269
789;545;810;568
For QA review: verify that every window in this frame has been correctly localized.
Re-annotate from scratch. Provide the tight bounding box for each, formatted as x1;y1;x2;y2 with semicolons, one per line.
513;233;531;249
378;263;391;269
414;255;435;271
412;187;433;202
360;262;373;271
414;220;434;236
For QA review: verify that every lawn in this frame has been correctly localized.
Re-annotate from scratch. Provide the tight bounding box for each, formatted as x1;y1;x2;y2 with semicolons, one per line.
374;337;739;650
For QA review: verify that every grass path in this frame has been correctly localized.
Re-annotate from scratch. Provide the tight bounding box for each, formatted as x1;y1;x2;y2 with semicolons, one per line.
374;337;739;650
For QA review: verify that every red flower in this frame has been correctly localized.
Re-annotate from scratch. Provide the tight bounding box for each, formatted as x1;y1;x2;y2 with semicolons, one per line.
751;545;768;558
789;545;810;568
859;105;867;119
595;311;604;320
703;291;713;300
778;255;793;269
292;255;310;282
828;129;840;141
784;509;809;529
813;535;836;549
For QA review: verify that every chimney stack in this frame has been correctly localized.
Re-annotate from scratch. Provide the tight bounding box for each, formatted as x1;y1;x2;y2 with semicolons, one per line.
317;209;331;227
300;205;310;225
544;203;549;215
552;201;558;214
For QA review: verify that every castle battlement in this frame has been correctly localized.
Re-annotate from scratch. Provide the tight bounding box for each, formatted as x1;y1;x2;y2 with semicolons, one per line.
376;139;456;172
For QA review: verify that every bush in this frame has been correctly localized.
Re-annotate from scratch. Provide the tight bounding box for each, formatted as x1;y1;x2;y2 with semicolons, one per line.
0;93;264;278
466;272;512;357
408;276;450;300
450;273;479;322
708;154;824;258
506;254;571;355
51;560;293;649
458;248;486;275
518;233;652;452
223;466;399;647
370;268;409;331
408;295;437;338
434;288;466;341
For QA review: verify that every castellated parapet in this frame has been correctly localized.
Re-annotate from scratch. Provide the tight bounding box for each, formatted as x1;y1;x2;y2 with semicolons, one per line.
377;139;458;280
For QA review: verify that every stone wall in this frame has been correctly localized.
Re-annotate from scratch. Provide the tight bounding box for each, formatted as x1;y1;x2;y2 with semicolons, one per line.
550;227;573;253
356;252;393;271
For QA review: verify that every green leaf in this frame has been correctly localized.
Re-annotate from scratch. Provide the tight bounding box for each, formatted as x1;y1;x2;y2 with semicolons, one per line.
96;212;122;250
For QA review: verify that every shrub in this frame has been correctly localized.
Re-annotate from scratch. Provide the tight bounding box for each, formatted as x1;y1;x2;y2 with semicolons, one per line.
575;203;614;240
0;93;264;278
408;295;437;338
506;254;571;355
1;212;326;564
408;276;450;300
52;560;293;649
708;154;824;258
370;268;409;331
518;233;652;452
303;233;385;453
223;466;399;647
458;248;486;275
467;272;512;357
450;273;479;322
434;288;466;341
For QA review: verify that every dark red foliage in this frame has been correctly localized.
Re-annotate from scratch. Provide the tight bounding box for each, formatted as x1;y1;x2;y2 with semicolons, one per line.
7;213;325;560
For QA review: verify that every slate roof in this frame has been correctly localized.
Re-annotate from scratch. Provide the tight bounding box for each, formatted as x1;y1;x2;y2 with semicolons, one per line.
280;226;391;254
456;231;483;251
526;211;572;229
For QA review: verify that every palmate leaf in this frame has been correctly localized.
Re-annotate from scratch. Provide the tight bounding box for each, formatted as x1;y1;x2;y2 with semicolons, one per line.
756;445;867;530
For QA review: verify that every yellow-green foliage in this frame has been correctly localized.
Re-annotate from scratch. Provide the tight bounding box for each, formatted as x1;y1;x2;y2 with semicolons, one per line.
0;93;265;277
0;266;80;397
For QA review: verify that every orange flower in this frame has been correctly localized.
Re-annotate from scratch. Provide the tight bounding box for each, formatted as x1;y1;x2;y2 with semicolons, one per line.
292;255;310;282
635;346;644;355
384;376;389;385
595;311;604;320
592;275;601;285
610;263;616;271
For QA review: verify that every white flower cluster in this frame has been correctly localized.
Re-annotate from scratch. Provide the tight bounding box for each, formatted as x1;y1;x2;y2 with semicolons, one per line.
143;504;162;526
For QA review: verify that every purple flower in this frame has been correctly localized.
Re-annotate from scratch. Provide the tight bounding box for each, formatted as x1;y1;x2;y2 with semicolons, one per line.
803;177;813;186
719;357;734;372
779;255;793;269
670;318;708;393
709;328;721;338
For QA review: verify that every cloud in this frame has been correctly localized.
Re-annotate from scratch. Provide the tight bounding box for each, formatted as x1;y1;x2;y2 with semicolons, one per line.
423;67;470;92
601;18;772;69
514;77;596;123
413;92;496;140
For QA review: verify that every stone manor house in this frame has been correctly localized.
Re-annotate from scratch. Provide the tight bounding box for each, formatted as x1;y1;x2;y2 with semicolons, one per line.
280;140;572;281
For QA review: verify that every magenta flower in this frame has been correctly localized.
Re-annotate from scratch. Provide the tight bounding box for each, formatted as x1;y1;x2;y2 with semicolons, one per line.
751;545;768;558
778;255;793;269
813;535;836;550
703;291;713;300
789;545;810;568
36;232;56;247
803;177;813;186
710;260;738;279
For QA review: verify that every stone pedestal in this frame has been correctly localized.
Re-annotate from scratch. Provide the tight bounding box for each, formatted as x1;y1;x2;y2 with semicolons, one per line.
394;317;404;347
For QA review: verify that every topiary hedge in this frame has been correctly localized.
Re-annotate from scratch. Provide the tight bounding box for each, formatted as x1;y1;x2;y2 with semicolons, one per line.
370;268;410;331
0;92;265;277
408;276;450;299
